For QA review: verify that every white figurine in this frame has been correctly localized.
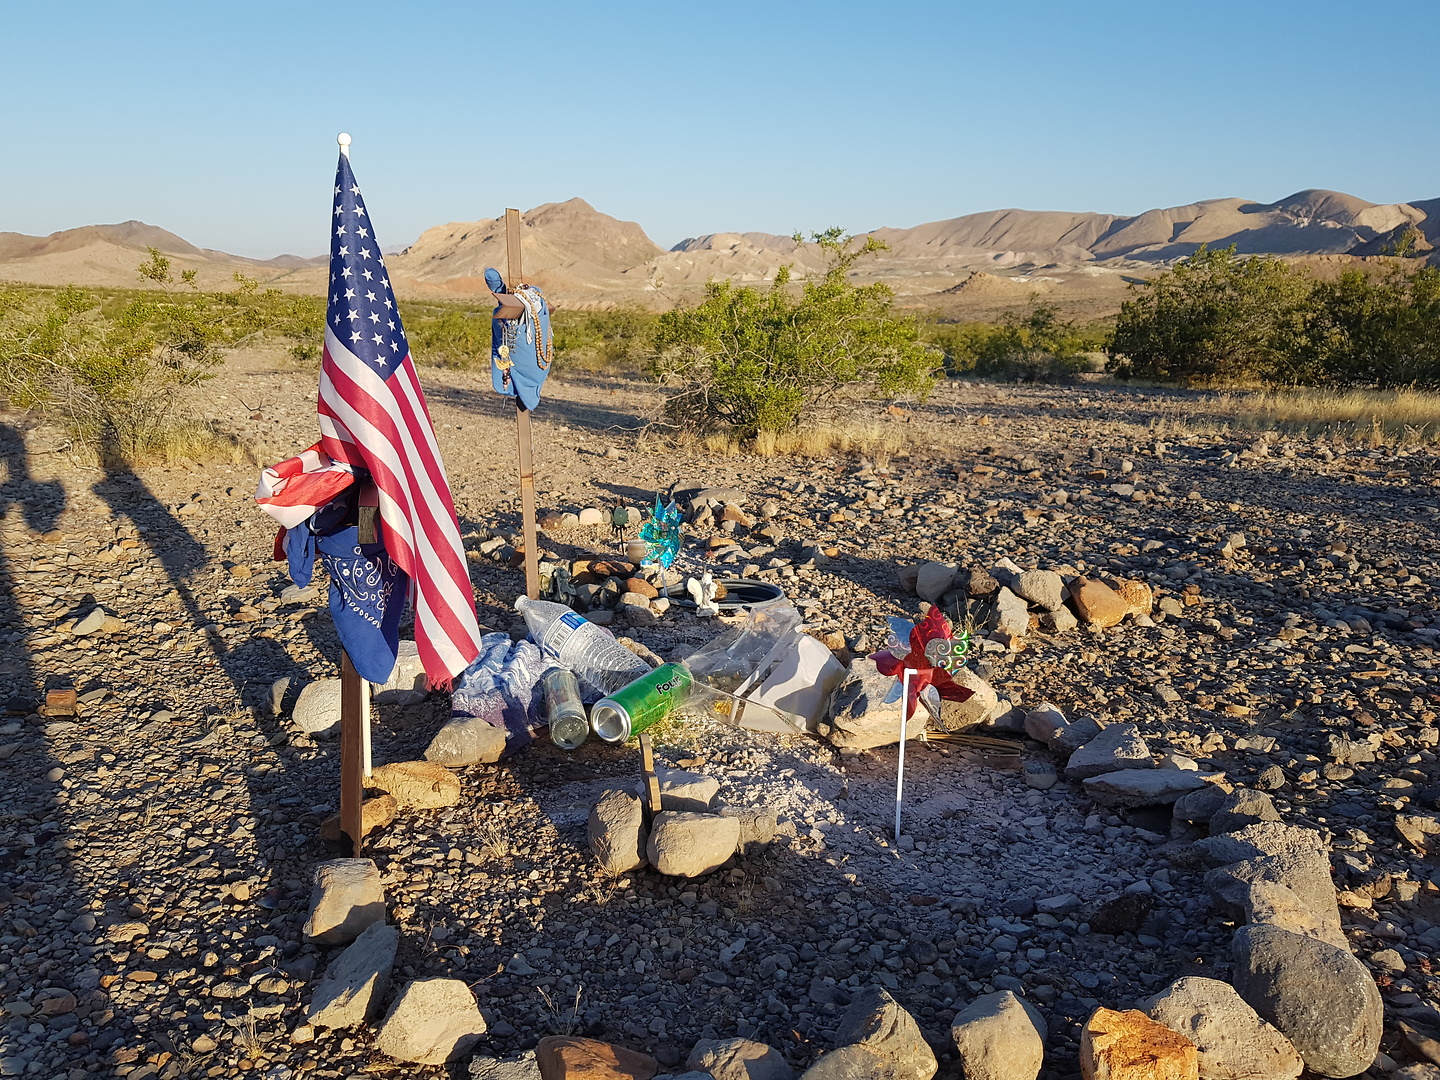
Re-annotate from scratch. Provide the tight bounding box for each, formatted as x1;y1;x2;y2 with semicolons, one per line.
687;572;720;617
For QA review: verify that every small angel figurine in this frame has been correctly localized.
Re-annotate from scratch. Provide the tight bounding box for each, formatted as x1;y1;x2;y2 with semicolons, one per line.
687;572;720;617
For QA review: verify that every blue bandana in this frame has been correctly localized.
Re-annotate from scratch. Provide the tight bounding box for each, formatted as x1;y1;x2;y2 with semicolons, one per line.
486;267;553;411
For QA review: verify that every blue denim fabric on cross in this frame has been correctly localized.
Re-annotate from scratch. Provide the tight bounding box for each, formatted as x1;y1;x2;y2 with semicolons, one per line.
283;488;409;685
485;266;553;411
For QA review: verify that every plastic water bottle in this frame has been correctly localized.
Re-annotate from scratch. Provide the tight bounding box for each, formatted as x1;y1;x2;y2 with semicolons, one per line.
514;597;650;696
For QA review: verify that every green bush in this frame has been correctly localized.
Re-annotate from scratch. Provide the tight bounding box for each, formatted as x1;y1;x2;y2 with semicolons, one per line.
1304;264;1440;387
1108;245;1312;385
929;304;1101;381
0;253;324;461
650;231;939;437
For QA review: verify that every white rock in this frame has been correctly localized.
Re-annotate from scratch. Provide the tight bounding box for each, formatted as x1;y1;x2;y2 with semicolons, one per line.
293;679;342;736
307;921;399;1029
646;811;740;878
1145;976;1302;1080
303;859;385;945
1083;768;1218;806
374;977;487;1065
951;990;1048;1080
371;640;428;705
1065;722;1153;779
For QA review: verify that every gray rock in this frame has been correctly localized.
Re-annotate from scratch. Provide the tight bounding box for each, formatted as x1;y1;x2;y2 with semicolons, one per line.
1023;703;1067;745
1232;924;1382;1079
717;806;778;856
991;587;1031;638
1083;768;1217;806
1065;723;1153;779
306;921;399;1029
293;678;342;736
834;986;937;1080
1014;569;1064;612
1053;714;1103;753
424;716;506;767
1325;734;1376;765
70;607;108;636
268;676;293;718
1206;853;1342;935
1224;879;1349;951
374;977;487;1065
303;859;385;945
1174;785;1232;824
647;811;740;877
936;669;999;732
687;1037;794;1080
915;562;958;603
1024;760;1057;790
647;765;720;812
1040;605;1078;633
1196;822;1328;866
1144;975;1302;1080
588;789;649;873
371;640;428;705
822;658;923;750
799;1045;902;1080
469;1051;542;1080
951;990;1048;1080
1210;789;1282;834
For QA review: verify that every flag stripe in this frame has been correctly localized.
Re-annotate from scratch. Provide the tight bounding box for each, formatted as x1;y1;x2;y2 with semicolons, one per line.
318;335;479;679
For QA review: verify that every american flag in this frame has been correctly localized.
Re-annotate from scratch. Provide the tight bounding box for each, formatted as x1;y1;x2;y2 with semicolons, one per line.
316;147;481;687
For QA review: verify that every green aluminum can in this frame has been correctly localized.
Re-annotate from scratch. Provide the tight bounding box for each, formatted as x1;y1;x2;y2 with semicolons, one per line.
591;662;693;743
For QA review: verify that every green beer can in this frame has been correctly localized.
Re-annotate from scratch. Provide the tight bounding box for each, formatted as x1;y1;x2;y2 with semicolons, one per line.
591;662;693;743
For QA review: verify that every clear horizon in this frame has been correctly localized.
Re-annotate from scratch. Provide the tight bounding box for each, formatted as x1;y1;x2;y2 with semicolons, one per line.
5;0;1438;260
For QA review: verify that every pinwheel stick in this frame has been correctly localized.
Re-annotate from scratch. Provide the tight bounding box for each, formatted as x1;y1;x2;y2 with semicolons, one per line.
895;667;912;842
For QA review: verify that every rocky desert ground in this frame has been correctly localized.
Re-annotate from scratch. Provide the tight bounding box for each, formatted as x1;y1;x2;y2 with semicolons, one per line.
3;350;1440;1080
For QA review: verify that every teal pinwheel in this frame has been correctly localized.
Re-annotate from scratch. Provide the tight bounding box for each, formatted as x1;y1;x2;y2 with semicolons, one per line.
639;496;683;570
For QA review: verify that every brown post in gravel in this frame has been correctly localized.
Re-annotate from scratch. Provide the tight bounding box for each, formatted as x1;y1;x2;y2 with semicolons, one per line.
506;208;541;600
339;651;367;855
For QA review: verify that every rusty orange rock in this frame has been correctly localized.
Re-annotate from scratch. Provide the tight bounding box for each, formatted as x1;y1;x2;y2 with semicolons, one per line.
1071;578;1130;628
535;1036;659;1080
1117;579;1154;616
1081;1008;1198;1080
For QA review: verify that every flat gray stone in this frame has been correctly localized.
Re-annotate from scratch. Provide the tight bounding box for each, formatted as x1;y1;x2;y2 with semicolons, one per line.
371;640;428;705
306;921;398;1029
374;977;487;1065
293;678;342;736
687;1037;794;1080
1065;722;1152;779
1082;768;1217;806
424;715;506;767
303;859;385;945
647;811;740;878
588;789;648;873
1014;569;1064;611
834;986;937;1080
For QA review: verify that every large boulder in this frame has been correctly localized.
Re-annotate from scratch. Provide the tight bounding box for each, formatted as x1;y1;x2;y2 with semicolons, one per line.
306;921;399;1029
1196;822;1328;866
303;859;385;945
822;658;924;750
425;716;507;767
374;977;487;1065
1080;1008;1198;1079
1066;723;1153;780
646;812;740;877
1205;853;1342;937
588;789;649;873
1231;924;1382;1079
368;760;462;809
992;587;1031;638
951;990;1048;1080
1209;790;1282;834
833;987;937;1080
687;1037;794;1080
1143;976;1302;1080
1212;877;1348;951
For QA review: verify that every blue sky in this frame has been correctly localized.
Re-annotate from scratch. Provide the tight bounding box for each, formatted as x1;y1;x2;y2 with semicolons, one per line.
5;0;1437;258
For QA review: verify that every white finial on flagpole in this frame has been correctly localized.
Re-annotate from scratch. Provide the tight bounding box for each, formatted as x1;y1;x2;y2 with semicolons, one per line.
337;132;352;158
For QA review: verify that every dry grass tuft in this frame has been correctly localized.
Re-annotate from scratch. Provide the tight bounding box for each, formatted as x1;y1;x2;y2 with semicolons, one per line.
1212;387;1440;445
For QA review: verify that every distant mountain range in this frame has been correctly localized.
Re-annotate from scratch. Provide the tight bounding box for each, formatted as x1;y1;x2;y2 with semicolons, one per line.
3;189;1435;314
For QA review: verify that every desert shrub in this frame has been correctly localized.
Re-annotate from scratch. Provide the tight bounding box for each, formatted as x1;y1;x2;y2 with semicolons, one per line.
401;302;492;368
930;304;1100;381
1108;245;1312;385
650;231;939;437
1303;265;1440;387
0;253;324;461
551;306;657;373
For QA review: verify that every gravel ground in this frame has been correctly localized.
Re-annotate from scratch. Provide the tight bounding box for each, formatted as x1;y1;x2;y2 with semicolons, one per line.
2;352;1439;1079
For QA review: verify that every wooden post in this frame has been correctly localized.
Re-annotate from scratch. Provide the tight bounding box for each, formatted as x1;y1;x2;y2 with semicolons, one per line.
506;207;541;600
639;732;662;815
340;651;367;855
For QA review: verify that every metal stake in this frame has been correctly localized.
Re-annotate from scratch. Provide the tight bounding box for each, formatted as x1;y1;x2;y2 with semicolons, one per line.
895;668;911;842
